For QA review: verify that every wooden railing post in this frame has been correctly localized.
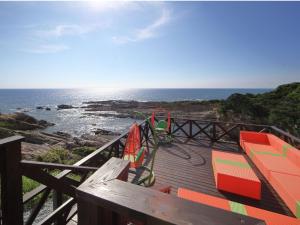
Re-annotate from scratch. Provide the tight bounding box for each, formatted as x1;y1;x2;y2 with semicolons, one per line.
212;122;217;142
0;136;24;225
189;120;193;138
77;157;130;225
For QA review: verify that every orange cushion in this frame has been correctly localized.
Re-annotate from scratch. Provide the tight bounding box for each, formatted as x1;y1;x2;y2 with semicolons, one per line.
252;153;300;179
240;131;270;145
177;188;230;211
245;204;300;225
178;188;300;225
244;142;278;156
270;172;300;218
212;150;261;200
267;134;300;166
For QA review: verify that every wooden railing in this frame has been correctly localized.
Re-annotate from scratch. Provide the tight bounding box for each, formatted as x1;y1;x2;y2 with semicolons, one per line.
0;118;299;225
76;157;265;225
169;118;300;148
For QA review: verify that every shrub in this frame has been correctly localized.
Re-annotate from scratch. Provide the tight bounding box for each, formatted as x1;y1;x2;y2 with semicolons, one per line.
72;146;96;157
37;147;80;165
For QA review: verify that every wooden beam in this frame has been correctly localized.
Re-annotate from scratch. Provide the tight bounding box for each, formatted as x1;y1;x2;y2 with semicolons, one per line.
172;120;189;137
77;179;266;225
77;157;130;191
22;166;76;197
76;157;130;225
25;188;51;225
0;136;24;225
191;121;212;139
271;126;300;145
36;198;75;225
21;160;98;172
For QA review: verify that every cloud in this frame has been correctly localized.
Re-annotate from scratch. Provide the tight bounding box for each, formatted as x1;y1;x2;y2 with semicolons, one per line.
23;44;69;54
36;24;102;38
112;8;171;44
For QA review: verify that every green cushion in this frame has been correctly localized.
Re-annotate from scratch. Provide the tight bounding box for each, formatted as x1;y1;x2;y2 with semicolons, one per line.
229;201;248;215
215;158;250;169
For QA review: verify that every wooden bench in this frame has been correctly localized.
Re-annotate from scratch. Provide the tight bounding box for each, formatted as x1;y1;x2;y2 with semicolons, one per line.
212;150;261;200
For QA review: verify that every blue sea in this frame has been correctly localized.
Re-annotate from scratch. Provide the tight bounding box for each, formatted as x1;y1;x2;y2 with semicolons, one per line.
0;88;270;136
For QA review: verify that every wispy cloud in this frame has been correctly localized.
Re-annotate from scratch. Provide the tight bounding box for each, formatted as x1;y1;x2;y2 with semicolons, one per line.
113;8;172;44
36;23;103;38
23;44;69;54
23;23;105;54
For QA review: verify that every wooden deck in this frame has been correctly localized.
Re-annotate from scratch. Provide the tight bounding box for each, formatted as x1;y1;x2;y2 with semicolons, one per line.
129;136;293;217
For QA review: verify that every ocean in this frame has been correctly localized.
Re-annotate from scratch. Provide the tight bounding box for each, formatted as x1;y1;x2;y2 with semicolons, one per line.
0;88;270;136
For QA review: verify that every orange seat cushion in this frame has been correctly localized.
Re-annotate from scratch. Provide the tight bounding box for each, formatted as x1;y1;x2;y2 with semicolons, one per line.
244;142;279;156
212;150;261;200
252;153;300;179
177;188;230;211
270;172;300;218
245;204;300;225
178;188;300;225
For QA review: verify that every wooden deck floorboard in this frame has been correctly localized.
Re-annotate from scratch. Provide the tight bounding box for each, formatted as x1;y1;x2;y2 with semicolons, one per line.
132;137;294;217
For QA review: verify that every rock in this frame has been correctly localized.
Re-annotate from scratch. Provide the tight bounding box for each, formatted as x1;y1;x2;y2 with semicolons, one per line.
57;104;74;110
0;113;55;131
36;106;44;110
14;112;38;124
21;142;52;160
45;107;51;111
94;128;116;135
38;120;55;127
66;141;79;149
54;131;72;138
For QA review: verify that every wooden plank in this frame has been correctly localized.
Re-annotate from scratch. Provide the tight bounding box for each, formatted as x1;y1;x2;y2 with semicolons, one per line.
25;188;51;225
270;126;300;146
0;135;24;146
22;166;76;197
77;179;266;225
36;198;75;225
0;136;24;225
21;160;98;172
76;157;130;225
78;157;130;191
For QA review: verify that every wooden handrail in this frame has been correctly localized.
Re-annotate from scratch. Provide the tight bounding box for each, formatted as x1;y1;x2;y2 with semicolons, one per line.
21;160;99;172
77;172;266;225
270;126;300;144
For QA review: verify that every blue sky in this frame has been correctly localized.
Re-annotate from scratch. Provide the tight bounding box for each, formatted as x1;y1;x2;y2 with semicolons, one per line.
0;1;299;89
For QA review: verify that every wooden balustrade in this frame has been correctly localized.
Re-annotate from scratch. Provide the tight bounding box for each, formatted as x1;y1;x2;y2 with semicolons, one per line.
76;158;266;225
0;136;24;225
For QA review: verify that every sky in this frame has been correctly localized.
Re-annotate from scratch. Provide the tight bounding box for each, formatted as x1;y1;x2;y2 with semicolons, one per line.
0;1;299;89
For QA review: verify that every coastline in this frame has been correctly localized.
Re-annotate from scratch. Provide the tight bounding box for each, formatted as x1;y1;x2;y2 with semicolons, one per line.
0;100;219;161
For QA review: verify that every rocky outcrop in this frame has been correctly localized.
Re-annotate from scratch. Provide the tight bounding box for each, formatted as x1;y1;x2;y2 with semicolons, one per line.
0;113;54;131
57;104;75;110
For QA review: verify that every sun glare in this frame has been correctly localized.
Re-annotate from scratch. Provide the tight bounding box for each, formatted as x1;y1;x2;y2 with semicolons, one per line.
86;0;128;12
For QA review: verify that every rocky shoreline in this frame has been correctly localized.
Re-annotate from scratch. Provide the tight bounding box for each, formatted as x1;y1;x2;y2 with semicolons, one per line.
0;112;120;160
0;100;219;161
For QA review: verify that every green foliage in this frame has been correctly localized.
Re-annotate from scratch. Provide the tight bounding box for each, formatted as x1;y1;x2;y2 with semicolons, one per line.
22;176;40;194
220;82;300;136
37;147;80;165
72;146;96;157
0;121;16;129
